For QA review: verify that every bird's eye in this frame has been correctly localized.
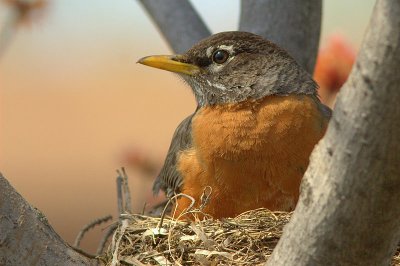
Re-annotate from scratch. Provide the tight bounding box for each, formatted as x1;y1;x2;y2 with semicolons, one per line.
212;49;229;64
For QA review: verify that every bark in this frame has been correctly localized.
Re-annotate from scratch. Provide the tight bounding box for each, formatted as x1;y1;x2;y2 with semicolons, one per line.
137;0;211;53
0;173;96;266
239;0;321;74
267;0;400;265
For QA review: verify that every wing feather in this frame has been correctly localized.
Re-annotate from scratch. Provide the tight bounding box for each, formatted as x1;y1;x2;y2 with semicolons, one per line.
153;114;194;198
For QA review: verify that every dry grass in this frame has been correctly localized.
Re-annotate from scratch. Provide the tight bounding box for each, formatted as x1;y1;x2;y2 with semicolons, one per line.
101;206;400;266
101;208;289;265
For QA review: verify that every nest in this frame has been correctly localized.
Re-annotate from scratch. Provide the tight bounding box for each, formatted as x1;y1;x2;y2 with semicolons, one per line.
102;208;290;265
101;207;400;266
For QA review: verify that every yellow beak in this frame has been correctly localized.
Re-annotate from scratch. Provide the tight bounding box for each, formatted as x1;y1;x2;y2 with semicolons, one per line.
137;55;200;75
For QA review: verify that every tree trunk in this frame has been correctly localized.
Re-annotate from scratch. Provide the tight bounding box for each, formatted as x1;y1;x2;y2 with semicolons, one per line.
239;0;321;73
138;0;211;53
0;173;96;265
267;0;400;265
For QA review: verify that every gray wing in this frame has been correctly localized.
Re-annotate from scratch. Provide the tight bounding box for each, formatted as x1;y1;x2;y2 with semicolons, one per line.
319;102;332;120
311;94;333;120
153;114;194;198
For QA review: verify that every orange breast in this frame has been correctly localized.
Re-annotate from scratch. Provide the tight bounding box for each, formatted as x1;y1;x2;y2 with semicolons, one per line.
175;95;328;219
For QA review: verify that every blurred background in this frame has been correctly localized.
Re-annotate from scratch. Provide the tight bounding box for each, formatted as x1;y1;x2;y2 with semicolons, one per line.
0;0;375;253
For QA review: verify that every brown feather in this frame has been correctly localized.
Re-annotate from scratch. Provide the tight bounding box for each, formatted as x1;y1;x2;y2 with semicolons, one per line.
175;95;328;218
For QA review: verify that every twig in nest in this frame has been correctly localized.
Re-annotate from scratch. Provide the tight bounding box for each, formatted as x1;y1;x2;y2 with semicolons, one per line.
142;202;147;215
157;193;195;229
96;223;118;255
121;167;132;213
116;171;123;215
111;219;129;266
73;214;113;248
200;186;212;210
116;167;132;214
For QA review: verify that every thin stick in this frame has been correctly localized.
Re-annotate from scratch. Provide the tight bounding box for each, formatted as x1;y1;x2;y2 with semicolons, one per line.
141;202;147;215
73;215;113;248
121;167;132;213
199;186;212;210
116;170;124;215
71;246;97;259
157;193;195;229
111;219;129;266
96;223;118;255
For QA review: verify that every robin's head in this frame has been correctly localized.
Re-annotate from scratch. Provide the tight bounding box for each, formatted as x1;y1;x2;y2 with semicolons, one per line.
138;31;317;106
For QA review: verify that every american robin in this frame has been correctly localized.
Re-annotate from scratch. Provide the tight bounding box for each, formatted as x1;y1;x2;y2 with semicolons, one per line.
138;31;331;219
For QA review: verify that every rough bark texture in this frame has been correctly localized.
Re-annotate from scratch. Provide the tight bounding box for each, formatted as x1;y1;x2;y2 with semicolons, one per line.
138;0;211;53
239;0;321;74
0;173;96;266
267;0;400;265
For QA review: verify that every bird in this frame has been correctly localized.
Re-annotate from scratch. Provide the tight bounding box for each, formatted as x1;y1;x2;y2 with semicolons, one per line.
138;31;331;219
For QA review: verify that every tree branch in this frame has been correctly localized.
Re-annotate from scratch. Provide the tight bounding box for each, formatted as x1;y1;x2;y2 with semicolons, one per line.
239;0;321;74
267;0;400;265
137;0;211;53
0;173;96;265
